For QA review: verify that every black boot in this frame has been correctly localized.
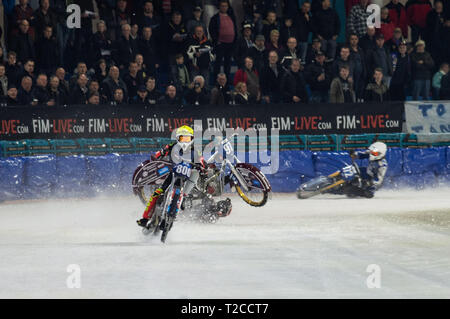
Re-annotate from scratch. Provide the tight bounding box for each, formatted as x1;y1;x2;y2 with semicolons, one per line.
215;198;232;217
137;218;149;227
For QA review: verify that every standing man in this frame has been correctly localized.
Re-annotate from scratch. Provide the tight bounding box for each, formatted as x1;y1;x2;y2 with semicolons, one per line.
313;0;341;62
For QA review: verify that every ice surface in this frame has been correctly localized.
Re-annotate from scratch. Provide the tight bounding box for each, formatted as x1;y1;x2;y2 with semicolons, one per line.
1;189;450;298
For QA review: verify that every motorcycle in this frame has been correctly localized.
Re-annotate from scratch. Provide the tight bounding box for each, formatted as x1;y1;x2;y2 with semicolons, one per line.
296;161;363;199
132;135;272;242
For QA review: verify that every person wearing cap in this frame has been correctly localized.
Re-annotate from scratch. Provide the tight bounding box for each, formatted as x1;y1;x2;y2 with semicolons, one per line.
347;0;372;39
312;0;341;61
386;0;408;38
131;85;150;106
386;27;405;54
235;21;255;69
366;33;393;87
305;38;322;65
389;41;411;101
186;6;207;36
4;84;19;106
410;39;434;100
304;50;332;103
379;7;396;42
248;34;268;74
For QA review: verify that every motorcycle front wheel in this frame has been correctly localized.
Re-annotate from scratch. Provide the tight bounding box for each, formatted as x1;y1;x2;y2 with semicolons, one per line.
234;184;268;207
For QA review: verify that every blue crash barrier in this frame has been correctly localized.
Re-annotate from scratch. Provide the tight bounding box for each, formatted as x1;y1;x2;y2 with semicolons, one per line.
23;155;57;199
0;157;25;200
54;155;88;197
0;147;449;200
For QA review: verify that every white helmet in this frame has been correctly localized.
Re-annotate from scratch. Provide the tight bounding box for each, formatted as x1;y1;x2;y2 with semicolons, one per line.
368;142;387;161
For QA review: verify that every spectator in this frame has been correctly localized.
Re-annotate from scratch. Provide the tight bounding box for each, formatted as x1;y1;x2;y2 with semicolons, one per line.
440;20;450;67
210;73;233;105
296;1;312;64
265;30;283;56
130;24;139;41
233;56;261;102
34;0;58;38
123;61;144;100
305;38;323;65
389;41;411;101
158;85;180;105
185;25;214;87
233;82;256;104
348;33;367;101
305;51;332;103
101;66;128;102
379;7;396;42
0;64;8;97
114;23;138;70
365;68;390;102
440;72;450;99
138;26;159;76
35;26;59;75
330;65;356;103
91;20;113;66
260;50;284;104
261;10;280;41
235;21;255;69
332;46;355;79
31;73;51;105
88;92;101;106
432;63;449;99
410;39;434;100
360;26;377;55
111;88;126;105
69;73;89;105
145;76;162;105
186;6;207;36
48;75;67;106
313;0;341;61
93;59;108;84
248;34;268;74
6;85;20;106
5;52;21;86
11;0;35;38
386;0;408;38
347;0;371;39
69;62;90;89
133;1;162;32
280;58;308;103
20;59;36;85
166;11;188;67
406;0;432;43
131;86;150;106
280;37;300;69
386;28;405;54
55;67;69;97
185;75;209;106
425;1;446;67
209;0;237;79
280;16;297;47
282;0;301;17
172;53;191;94
366;34;393;86
88;80;105;104
18;76;33;105
10;19;35;64
113;0;131;40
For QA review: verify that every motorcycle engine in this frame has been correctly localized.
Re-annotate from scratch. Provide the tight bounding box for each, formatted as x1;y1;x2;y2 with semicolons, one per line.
204;167;222;196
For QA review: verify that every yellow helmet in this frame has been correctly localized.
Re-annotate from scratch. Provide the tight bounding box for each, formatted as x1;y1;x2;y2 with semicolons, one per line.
175;125;194;139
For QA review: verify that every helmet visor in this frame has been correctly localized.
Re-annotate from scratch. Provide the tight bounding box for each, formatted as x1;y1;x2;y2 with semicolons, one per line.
178;135;193;143
370;150;380;157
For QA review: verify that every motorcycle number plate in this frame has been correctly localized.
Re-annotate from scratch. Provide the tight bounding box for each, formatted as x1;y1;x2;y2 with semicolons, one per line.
173;162;192;178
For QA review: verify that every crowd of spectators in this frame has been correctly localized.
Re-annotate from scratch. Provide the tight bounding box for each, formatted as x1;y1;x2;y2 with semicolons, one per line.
0;0;449;107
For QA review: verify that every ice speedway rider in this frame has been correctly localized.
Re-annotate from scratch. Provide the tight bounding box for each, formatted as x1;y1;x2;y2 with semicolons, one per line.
137;125;232;227
343;142;388;198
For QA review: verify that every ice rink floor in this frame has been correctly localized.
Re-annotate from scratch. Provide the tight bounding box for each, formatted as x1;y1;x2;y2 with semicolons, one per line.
1;189;450;298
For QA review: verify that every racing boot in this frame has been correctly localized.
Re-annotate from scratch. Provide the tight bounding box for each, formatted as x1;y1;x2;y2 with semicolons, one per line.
136;187;164;227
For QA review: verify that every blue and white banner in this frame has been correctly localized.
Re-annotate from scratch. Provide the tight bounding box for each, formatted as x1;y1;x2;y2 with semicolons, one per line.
405;101;450;134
